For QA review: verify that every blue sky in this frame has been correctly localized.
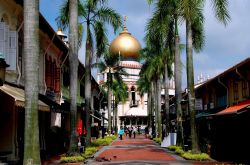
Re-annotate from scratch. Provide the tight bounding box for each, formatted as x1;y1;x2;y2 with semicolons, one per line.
40;0;250;88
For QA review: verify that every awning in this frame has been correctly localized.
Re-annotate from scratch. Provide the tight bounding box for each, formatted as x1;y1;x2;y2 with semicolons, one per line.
216;99;250;115
0;84;50;112
196;112;210;119
124;107;147;116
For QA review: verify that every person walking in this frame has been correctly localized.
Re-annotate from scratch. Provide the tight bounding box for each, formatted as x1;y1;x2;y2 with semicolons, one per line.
118;127;124;140
128;126;133;138
133;126;137;139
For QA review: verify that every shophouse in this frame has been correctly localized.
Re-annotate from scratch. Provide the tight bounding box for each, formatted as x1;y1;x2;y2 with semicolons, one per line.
0;0;103;163
193;58;250;163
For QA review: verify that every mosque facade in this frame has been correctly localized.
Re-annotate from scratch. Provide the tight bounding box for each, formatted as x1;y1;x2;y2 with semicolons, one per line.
98;18;148;131
98;18;175;132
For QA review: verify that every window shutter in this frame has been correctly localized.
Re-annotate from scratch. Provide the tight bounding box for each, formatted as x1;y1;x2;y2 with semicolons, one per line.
4;24;9;62
8;31;17;70
0;22;5;57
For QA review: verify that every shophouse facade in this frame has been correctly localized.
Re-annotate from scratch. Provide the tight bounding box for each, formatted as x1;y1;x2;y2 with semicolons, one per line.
0;0;103;163
193;58;250;163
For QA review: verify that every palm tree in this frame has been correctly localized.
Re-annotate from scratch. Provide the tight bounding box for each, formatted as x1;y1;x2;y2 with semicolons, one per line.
181;0;230;153
112;80;128;134
139;47;165;139
23;0;41;164
68;0;79;153
57;0;122;145
137;59;153;133
94;53;127;134
145;3;177;140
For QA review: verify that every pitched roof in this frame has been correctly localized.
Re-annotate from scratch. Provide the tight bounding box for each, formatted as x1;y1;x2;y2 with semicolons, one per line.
216;99;250;115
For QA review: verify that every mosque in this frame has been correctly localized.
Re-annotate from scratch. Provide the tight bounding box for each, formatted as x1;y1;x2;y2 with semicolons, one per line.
98;17;148;131
98;17;175;132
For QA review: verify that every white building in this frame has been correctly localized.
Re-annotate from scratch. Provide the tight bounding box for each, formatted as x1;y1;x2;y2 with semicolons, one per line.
97;18;148;131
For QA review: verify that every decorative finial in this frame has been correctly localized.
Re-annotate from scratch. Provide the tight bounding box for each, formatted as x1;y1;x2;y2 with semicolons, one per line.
123;15;127;30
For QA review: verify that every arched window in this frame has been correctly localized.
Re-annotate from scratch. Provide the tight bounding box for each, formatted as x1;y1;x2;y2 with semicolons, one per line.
131;86;135;105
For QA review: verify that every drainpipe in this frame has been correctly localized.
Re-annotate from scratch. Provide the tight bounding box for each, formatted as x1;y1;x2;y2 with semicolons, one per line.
236;68;249;97
218;77;229;107
17;21;23;85
43;34;56;94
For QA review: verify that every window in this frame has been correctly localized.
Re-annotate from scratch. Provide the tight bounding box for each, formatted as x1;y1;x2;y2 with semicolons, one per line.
0;21;17;71
233;82;239;101
242;80;248;98
131;86;136;105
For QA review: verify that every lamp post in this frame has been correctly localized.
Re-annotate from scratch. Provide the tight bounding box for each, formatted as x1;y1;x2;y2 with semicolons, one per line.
0;53;10;86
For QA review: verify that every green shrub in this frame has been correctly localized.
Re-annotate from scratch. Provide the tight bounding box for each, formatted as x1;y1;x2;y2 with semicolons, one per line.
91;138;112;146
84;147;98;156
167;145;182;152
60;156;85;163
105;135;117;140
175;148;185;155
90;135;116;147
153;138;161;144
182;152;210;161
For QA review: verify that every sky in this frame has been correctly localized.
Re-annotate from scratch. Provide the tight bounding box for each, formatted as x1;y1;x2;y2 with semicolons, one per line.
40;0;250;88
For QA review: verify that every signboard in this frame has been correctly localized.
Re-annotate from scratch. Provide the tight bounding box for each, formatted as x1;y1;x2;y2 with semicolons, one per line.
210;102;214;109
204;104;207;110
195;99;203;111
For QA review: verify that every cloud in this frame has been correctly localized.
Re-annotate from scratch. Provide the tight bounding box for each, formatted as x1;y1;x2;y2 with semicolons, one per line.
180;0;250;87
40;0;250;87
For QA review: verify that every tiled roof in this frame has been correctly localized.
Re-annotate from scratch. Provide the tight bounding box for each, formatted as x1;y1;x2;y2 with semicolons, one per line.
216;99;250;115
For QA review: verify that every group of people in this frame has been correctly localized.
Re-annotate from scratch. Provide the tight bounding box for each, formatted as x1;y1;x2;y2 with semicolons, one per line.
118;126;139;140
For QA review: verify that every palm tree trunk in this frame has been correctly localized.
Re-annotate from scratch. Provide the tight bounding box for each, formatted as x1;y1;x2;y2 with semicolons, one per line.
175;33;184;147
164;63;170;137
151;81;156;137
153;80;158;137
186;20;199;153
147;87;152;129
23;0;40;164
85;26;92;145
156;77;162;139
114;103;118;134
68;0;79;153
107;71;112;134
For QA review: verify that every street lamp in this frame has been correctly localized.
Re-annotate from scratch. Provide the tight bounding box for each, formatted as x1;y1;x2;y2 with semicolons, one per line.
0;53;9;86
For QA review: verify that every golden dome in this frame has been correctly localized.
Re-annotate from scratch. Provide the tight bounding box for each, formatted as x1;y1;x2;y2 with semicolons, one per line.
109;17;141;59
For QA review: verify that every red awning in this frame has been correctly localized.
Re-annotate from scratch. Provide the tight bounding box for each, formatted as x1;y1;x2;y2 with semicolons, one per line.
216;99;250;115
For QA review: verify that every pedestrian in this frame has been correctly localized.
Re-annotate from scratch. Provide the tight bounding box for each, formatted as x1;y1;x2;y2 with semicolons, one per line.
124;126;128;136
133;126;137;138
145;126;149;138
118;127;124;140
128;126;133;138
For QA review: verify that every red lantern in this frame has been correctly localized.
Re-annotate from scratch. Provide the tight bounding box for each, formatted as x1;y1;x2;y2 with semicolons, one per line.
77;120;82;135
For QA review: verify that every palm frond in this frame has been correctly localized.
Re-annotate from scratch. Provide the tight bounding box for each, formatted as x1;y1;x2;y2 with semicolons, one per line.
191;5;205;52
94;21;108;58
95;7;122;33
212;0;231;26
56;0;70;30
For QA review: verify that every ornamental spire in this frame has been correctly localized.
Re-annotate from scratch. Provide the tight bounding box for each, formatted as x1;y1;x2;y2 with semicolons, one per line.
123;15;128;31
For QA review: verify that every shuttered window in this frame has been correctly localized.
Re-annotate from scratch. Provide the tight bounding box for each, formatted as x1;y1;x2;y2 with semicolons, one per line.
8;31;17;70
0;22;5;57
0;22;17;70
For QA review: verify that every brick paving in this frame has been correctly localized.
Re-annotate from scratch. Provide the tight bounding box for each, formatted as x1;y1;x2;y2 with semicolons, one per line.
88;135;191;165
42;135;220;165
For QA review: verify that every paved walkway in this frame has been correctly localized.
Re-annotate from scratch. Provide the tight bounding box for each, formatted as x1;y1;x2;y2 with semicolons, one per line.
86;135;207;165
42;135;218;165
